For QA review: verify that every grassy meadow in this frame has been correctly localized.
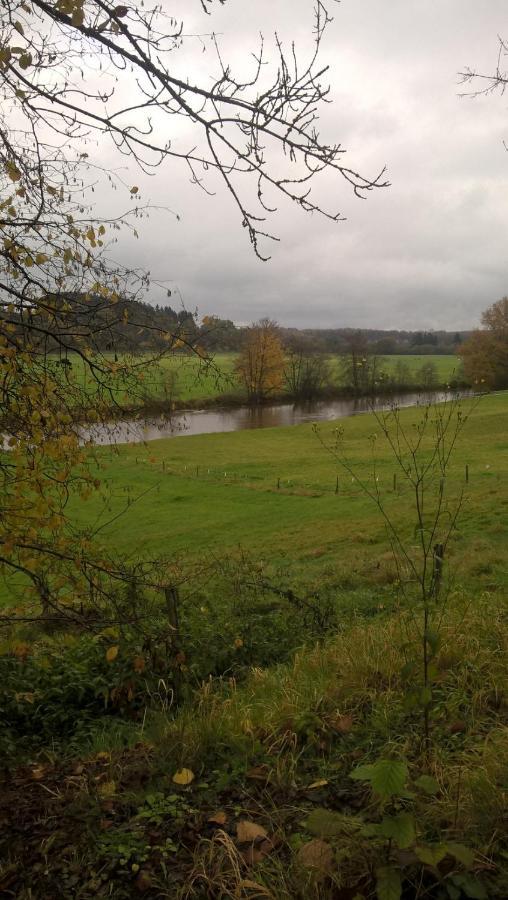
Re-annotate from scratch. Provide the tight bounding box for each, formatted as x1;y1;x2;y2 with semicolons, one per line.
144;353;465;405
70;352;465;409
72;390;507;594
2;392;507;899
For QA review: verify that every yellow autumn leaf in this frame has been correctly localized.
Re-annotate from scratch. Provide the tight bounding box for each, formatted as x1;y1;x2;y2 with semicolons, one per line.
308;779;329;790
172;768;195;785
208;811;227;825
12;641;31;659
106;645;119;663
234;637;244;649
98;780;116;798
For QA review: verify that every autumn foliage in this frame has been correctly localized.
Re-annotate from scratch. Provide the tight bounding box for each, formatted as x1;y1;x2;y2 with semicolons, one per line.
460;296;508;389
235;319;286;402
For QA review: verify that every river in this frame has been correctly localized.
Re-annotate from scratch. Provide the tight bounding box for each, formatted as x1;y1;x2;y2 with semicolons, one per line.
81;391;465;446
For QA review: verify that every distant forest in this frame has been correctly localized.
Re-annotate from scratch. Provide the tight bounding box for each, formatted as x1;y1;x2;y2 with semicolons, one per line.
142;304;467;356
14;294;466;356
73;298;467;355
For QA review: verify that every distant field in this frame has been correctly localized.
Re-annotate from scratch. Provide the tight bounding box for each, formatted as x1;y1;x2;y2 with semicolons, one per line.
66;351;464;408
57;390;507;599
133;352;465;404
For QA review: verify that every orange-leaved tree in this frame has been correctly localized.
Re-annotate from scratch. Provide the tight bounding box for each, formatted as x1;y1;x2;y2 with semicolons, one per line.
235;319;286;403
460;297;508;389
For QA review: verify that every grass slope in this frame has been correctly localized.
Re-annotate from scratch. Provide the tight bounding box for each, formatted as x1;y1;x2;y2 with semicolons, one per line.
2;394;507;899
70;392;508;596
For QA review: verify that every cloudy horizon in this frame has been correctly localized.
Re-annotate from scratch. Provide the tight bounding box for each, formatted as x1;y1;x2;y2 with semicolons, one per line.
102;1;508;332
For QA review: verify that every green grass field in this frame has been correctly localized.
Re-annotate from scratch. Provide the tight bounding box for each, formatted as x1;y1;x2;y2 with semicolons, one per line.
3;392;507;900
68;352;464;408
69;391;507;596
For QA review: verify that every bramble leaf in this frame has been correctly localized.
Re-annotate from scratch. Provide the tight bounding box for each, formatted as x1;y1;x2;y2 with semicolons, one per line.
379;813;415;849
351;759;408;800
376;865;402;900
415;844;447;867
445;843;475;868
414;774;440;795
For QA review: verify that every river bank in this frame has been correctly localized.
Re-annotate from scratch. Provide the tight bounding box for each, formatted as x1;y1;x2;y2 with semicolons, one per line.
81;388;473;445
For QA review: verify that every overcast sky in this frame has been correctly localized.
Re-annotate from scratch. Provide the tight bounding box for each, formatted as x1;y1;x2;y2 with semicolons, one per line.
106;1;508;330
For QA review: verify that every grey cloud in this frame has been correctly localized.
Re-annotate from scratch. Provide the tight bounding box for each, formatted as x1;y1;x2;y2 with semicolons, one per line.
105;0;508;329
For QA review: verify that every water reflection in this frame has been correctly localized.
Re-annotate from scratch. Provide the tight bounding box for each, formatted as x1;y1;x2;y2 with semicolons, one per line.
81;391;464;446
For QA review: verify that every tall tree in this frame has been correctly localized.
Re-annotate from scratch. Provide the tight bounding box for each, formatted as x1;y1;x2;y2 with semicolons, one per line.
339;331;384;395
235;319;285;402
460;296;508;389
284;334;330;400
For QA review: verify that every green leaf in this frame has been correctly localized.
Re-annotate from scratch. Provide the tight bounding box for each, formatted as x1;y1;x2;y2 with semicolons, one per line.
375;865;402;900
379;814;415;850
351;759;408;800
350;763;375;783
414;774;440;795
424;629;441;657
306;809;353;839
415;844;447;867
419;687;432;707
446;885;461;900
400;660;417;681
445;843;474;868
450;873;487;899
370;759;408;800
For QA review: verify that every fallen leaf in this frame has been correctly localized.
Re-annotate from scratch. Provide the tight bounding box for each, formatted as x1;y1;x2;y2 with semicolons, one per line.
29;765;46;781
240;837;276;866
208;811;227;825
297;839;334;875
106;645;118;663
133;656;145;673
246;765;270;781
332;714;354;734
98;780;116;798
12;642;31;659
134;870;152;892
236;820;268;843
94;751;111;763
308;779;329;790
449;720;467;734
234;637;244;649
172;767;195;785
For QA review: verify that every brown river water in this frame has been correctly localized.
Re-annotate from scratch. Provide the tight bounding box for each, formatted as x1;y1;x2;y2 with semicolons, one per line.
79;391;465;446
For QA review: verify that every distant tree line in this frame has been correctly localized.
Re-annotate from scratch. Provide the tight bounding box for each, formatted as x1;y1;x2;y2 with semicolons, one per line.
22;295;466;358
234;321;467;404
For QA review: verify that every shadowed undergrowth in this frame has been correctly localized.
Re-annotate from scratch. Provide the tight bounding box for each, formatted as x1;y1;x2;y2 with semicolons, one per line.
1;592;506;899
